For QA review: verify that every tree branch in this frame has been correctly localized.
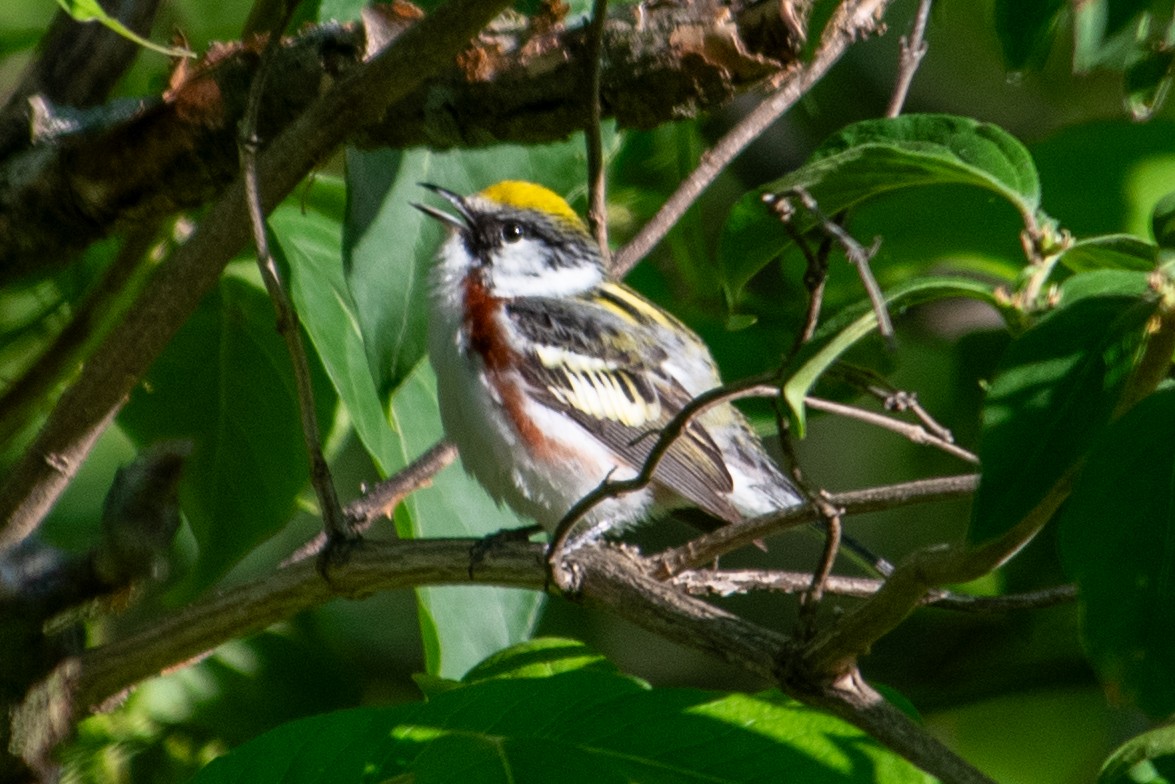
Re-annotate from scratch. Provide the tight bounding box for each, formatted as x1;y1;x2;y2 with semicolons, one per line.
613;0;892;275
0;0;517;553
73;537;993;781
239;7;350;550
0;0;165;158
653;473;978;575
0;0;807;282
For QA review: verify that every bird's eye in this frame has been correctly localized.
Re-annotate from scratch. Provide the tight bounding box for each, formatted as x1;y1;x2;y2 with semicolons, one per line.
501;221;526;243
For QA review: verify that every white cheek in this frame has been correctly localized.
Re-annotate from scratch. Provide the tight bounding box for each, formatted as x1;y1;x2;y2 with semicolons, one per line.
488;239;603;298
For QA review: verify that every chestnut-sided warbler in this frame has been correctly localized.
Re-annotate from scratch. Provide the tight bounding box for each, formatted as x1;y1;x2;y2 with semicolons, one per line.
417;181;802;543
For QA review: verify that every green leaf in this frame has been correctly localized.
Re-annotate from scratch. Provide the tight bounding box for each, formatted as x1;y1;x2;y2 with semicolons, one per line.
188;639;933;784
1126;48;1175;120
55;0;193;57
1032;120;1175;241
345;137;609;391
1059;235;1158;272
1060;386;1175;719
1099;720;1175;783
269;179;401;476
993;0;1066;71
118;275;336;592
719;114;1041;300
388;361;545;679
1072;0;1162;72
461;638;616;684
782;276;1000;435
275;175;542;676
970;271;1158;543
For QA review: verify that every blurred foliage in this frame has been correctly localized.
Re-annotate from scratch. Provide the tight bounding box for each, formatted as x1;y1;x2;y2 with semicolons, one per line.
3;0;1175;782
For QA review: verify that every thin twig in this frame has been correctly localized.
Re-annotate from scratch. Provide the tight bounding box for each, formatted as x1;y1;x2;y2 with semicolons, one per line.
800;471;1075;680
805;396;979;464
546;375;779;585
239;12;351;548
884;0;933;117
825;364;959;444
654;473;979;575
785;227;833;353
584;0;609;258
283;440;458;565
612;0;893;275
673;568;1077;613
0;0;515;553
767;186;894;344
802;500;842;607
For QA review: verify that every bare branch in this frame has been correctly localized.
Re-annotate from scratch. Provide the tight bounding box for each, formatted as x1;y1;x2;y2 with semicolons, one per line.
799;474;1073;680
654;473;979;575
239;12;350;549
766;186;894;343
0;0;166;158
673;568;1077;612
74;539;994;782
805;396;979;464
284;440;459;564
0;0;806;282
584;0;610;258
613;0;893;275
0;0;518;553
884;0;933;117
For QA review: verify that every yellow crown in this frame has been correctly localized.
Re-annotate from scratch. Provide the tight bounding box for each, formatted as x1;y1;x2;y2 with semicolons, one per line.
478;181;586;232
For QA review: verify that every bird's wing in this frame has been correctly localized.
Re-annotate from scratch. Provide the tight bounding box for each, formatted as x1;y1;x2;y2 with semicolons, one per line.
505;292;740;522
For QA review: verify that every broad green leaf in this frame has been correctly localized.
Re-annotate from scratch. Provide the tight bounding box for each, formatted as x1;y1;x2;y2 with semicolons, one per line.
1059;235;1158;272
1099;721;1175;783
118;275;337;592
970;271;1158;543
719;114;1041;299
269;179;401;475
387;360;544;679
188;639;933;784
345;136;612;391
1060;387;1175;719
274;177;510;694
993;0;1066;71
782;276;1000;435
55;0;193;57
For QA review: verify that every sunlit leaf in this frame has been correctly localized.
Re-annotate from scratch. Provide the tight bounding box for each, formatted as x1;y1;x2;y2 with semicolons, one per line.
1098;719;1175;783
188;639;933;783
55;0;193;57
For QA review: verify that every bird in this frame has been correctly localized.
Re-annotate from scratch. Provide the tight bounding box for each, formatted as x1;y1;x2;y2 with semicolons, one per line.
415;180;803;546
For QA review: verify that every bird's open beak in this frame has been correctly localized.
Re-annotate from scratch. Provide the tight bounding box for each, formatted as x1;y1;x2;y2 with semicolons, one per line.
412;183;472;231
